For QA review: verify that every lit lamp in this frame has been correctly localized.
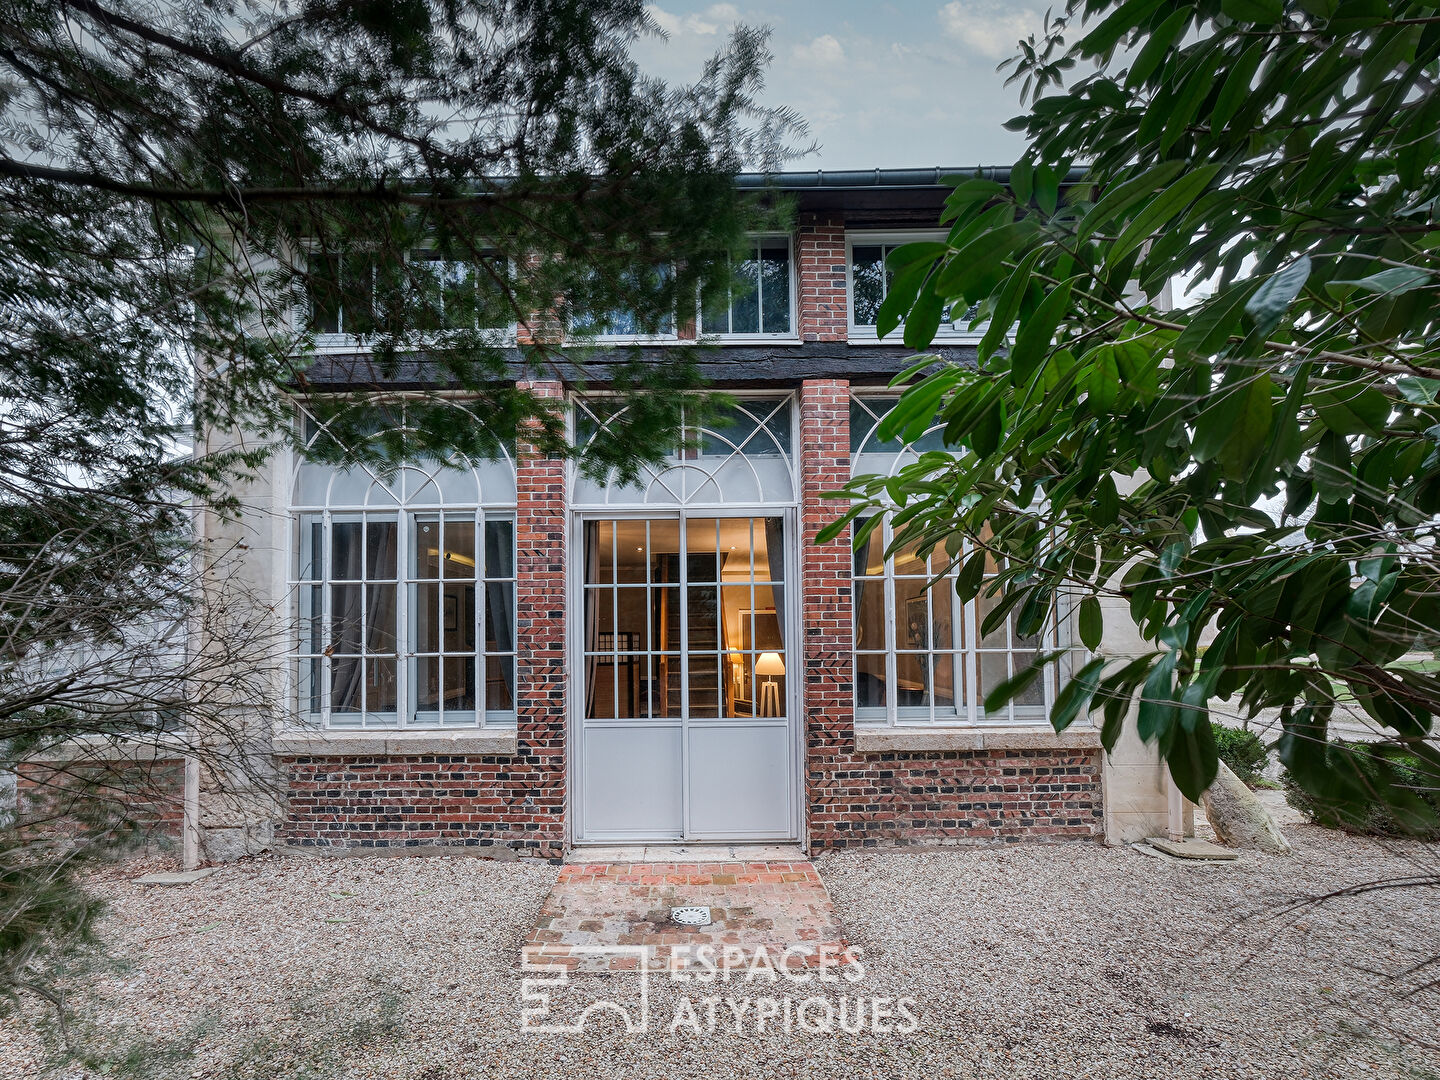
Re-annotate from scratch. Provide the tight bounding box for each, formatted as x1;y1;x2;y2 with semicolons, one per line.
755;651;785;717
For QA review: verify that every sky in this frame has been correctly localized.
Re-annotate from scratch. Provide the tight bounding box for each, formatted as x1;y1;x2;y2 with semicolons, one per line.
632;1;1051;170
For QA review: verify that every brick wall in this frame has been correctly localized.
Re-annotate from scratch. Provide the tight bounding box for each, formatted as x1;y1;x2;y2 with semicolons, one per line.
797;216;847;342
798;378;1104;848
17;757;185;840
275;380;569;859
812;750;1104;846
276;754;560;852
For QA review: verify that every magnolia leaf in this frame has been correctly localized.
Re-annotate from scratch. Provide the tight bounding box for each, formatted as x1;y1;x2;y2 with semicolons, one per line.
1245;256;1312;335
1326;266;1432;298
983;648;1068;713
1079;596;1103;650
1222;0;1283;22
1313;385;1390;437
1051;656;1108;731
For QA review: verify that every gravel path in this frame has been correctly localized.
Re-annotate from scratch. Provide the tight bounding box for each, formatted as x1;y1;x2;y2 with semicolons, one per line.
3;827;1438;1079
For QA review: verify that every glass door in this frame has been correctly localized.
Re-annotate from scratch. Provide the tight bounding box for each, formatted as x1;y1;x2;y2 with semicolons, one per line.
577;514;795;841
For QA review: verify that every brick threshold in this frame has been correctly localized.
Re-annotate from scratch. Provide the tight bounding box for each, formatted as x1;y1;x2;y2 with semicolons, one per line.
523;860;846;974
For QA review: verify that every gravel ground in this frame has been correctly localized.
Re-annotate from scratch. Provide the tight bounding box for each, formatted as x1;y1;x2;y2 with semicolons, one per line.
3;826;1438;1080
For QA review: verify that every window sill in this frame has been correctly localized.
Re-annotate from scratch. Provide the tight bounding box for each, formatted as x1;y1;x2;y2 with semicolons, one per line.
273;727;519;757
853;725;1101;754
846;332;985;347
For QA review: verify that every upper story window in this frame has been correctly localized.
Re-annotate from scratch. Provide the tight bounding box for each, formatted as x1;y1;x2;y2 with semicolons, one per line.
568;264;677;343
699;235;795;340
849;393;1065;727
846;231;986;344
291;405;518;730
305;249;511;346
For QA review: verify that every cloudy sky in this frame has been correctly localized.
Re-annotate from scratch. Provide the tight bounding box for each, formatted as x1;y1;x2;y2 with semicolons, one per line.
633;1;1052;170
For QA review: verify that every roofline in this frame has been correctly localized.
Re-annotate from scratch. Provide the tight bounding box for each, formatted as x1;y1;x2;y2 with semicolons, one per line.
734;166;1087;191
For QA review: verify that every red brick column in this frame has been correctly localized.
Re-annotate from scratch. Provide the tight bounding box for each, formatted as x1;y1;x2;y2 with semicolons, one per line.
514;378;568;858
797;215;847;342
799;379;854;850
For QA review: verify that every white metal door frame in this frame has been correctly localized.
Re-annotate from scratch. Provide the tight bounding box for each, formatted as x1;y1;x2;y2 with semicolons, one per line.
566;506;801;845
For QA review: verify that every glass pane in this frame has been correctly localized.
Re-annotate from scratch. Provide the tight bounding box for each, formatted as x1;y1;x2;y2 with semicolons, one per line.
687;586;720;652
415;656;440;713
749;588;783;652
331;656;363;712
297;658;321;715
978;584;1008;648
366;519;398;579
299;584;323;654
414;582;440;653
720;585;753;652
752;654;786;717
442;583;474;652
486;655;514;712
444;656;475;711
332;521;363;579
414;519;441;579
485;582;514;652
895;578;931;650
585;587;616;651
299;517;323;581
308;253;341;334
978;652;1009;710
366;657;398;713
648;519;680;581
653;655;680;718
612;653;645;718
1014;652;1046;706
652;587;680;651
932;653;957;710
754;517;785;580
851;245;885;326
856;653;887;708
330;584;363;654
759;239;791;334
443;520;476;578
485;517;515;578
852;576;885;651
730;251;760;334
892;537;929;577
685;518;719;581
586;655;618;719
690;654;720;718
895;652;930;708
931;588;954;650
614;520;648;584
614;586;648;653
366;583;398;653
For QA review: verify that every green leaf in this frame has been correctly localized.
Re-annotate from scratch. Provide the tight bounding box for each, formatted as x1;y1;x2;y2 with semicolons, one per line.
1077;0;1167;57
1325;266;1432;298
1222;0;1283;23
1051;656;1108;732
1079;596;1103;650
983;648;1067;713
978;246;1043;361
1125;8;1190;88
1165;708;1219;801
1085;346;1121;413
1173;281;1257;359
957;549;987;601
1397;377;1440;405
1077;160;1187;243
1136;652;1177;743
1108;165;1223;267
1009;279;1073;388
1218;373;1275;477
1312;385;1390;437
1244;256;1312;335
1213;41;1266;129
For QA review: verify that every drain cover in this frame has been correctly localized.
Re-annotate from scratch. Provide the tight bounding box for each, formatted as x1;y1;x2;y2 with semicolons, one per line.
671;906;712;927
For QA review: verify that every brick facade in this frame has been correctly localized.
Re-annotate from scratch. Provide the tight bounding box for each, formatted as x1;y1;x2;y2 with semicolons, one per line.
18;757;185;840
264;222;1111;858
797;215;847;342
275;380;569;859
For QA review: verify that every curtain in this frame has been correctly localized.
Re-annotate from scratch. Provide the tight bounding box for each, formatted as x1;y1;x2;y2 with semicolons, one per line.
330;521;366;711
485;518;515;702
583;521;600;715
765;517;785;648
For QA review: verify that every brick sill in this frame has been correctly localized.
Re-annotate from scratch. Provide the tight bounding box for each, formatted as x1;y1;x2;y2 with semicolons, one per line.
853;725;1102;754
273;728;519;757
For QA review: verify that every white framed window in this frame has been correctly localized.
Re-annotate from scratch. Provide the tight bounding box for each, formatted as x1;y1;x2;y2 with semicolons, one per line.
304;248;513;350
698;234;797;342
291;407;518;729
849;394;1065;727
567;263;679;345
846;230;988;344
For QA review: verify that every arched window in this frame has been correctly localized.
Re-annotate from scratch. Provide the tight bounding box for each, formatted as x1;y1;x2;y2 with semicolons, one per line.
849;393;1064;727
571;394;795;507
291;405;517;729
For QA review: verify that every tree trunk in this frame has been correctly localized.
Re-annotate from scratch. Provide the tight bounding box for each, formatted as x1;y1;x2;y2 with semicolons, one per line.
1201;761;1293;854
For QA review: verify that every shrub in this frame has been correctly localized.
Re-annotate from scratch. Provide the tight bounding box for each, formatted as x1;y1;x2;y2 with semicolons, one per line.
1282;740;1440;839
1213;727;1270;789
